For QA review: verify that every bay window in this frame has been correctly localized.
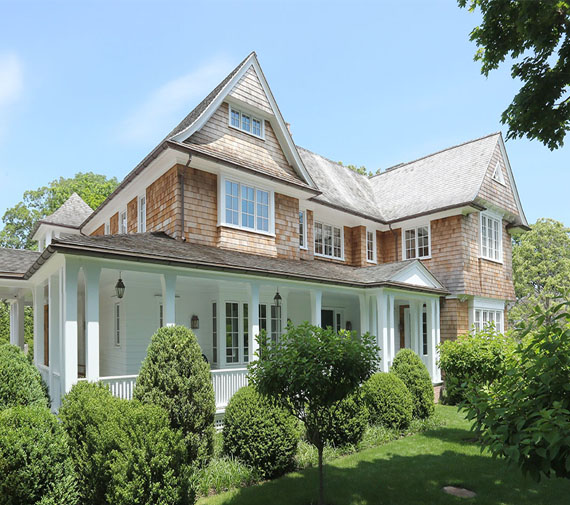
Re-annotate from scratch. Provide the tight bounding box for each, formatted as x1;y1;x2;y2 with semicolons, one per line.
480;212;502;262
315;221;343;259
222;178;273;234
473;308;504;333
403;224;430;259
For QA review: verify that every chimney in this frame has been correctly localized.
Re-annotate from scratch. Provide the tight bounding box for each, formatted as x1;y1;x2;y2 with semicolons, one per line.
285;122;292;136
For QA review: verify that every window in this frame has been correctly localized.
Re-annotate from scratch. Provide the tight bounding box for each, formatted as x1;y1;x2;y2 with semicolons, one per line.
158;303;164;329
473;309;503;333
104;222;110;235
314;221;343;259
366;229;376;263
259;303;281;345
299;210;307;249
212;303;217;364
480;212;502;261
228;105;264;139
138;195;146;232
422;305;428;355
492;162;505;185
114;303;121;346
225;302;239;364
119;210;127;234
222;178;272;233
243;304;249;363
403;225;430;259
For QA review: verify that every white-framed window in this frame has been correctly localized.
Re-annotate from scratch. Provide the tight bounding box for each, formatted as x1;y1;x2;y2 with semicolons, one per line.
492;162;506;185
259;303;281;345
314;221;343;260
138;195;146;232
422;304;428;355
221;177;274;234
473;308;503;333
299;210;307;249
224;302;250;365
119;209;127;234
212;302;218;364
480;212;502;262
228;104;265;139
114;302;121;346
104;222;110;235
403;224;430;260
366;229;376;263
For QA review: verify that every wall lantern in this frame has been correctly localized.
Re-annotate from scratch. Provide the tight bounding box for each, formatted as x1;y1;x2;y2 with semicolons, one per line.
191;315;199;329
115;273;125;299
273;289;282;307
345;321;352;332
273;289;282;340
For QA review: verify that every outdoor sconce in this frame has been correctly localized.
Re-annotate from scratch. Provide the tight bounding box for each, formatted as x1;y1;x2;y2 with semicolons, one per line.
273;289;282;307
115;273;125;299
191;315;199;329
345;321;352;331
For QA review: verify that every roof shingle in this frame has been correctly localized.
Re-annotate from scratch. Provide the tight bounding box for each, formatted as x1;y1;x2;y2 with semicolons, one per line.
0;248;41;276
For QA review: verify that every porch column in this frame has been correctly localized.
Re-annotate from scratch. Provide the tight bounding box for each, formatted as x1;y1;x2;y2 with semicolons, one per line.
388;294;395;365
33;284;45;366
9;296;25;350
310;289;322;327
161;274;176;326
62;259;80;393
84;265;101;382
48;272;59;400
410;301;419;356
428;298;437;381
434;298;441;382
249;283;260;360
376;289;389;372
359;294;369;335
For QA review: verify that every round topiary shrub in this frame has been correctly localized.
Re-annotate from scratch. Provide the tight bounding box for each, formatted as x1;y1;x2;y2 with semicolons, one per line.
134;325;216;464
318;391;369;448
391;349;435;419
223;386;299;479
60;381;193;505
362;372;413;429
0;344;49;410
0;406;79;505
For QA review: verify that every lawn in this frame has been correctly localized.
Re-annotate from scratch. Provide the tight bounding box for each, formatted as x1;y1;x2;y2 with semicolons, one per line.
198;405;570;505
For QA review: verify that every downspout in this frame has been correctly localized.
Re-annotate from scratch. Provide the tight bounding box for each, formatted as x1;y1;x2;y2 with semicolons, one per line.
179;154;192;241
389;223;398;261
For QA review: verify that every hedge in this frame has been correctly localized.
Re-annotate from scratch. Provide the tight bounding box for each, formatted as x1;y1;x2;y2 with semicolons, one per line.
362;372;413;429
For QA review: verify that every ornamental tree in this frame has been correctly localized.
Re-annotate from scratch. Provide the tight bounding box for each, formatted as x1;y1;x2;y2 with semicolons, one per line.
248;323;380;505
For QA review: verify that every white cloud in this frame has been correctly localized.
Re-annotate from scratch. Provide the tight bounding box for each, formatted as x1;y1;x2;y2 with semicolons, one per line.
0;53;23;139
119;56;233;144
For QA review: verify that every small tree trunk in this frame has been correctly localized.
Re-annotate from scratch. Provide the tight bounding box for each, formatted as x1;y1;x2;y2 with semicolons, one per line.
318;443;324;505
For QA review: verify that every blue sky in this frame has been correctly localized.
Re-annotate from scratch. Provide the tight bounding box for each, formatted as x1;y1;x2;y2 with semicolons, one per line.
0;0;568;226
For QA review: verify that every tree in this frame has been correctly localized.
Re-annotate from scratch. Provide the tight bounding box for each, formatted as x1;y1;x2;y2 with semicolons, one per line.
458;1;570;149
337;161;380;177
249;323;380;505
511;218;570;324
0;172;119;250
463;299;570;481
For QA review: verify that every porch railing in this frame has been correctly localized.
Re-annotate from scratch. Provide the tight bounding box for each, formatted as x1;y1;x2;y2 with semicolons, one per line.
211;368;248;411
100;375;138;400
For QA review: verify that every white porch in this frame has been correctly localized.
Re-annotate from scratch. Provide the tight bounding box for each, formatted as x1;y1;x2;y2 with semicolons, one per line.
13;255;442;412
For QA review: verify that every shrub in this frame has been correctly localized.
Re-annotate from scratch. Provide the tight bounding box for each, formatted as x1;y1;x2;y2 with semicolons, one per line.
317;392;369;448
134;325;215;464
391;349;434;419
0;406;79;505
191;456;259;497
0;343;48;410
60;381;193;505
438;325;517;404
362;372;413;429
223;386;299;479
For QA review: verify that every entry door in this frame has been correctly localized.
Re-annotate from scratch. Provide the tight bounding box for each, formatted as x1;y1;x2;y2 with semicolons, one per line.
321;309;334;330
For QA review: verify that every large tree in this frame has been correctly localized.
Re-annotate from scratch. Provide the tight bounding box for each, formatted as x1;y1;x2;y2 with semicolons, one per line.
459;0;570;149
0;172;119;250
510;218;570;324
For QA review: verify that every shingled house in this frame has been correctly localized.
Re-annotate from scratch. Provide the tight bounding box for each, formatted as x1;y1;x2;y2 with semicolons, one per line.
0;52;528;415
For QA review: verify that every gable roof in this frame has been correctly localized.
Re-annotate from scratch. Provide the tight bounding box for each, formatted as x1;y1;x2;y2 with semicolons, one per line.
0;248;41;278
31;193;93;240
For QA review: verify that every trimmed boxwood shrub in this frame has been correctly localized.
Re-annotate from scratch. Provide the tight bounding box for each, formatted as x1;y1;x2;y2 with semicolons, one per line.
391;349;435;419
438;326;516;404
362;372;413;429
0;343;48;410
134;325;216;464
223;386;299;479
60;381;193;505
0;406;79;505
318;392;369;448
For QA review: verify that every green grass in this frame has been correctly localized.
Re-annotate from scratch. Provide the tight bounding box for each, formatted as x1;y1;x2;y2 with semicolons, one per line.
198;405;570;505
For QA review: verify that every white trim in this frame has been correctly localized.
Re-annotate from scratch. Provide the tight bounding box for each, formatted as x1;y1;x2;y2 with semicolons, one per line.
496;137;528;226
137;194;147;233
366;228;377;264
480;210;503;263
228;104;265;140
299;209;308;250
402;222;431;260
313;219;344;260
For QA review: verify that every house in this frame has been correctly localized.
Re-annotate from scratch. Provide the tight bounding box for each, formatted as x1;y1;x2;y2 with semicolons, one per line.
0;52;528;417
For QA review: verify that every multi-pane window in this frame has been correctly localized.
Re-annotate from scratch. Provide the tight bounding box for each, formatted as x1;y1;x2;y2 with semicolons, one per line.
473;309;503;333
114;303;121;346
212;303;217;364
243;304;249;363
224;302;250;364
225;302;239;364
314;221;342;259
138;195;146;232
225;181;239;225
224;179;271;233
256;190;269;232
104;222;110;235
422;305;428;355
299;210;307;249
259;303;281;345
481;213;502;261
367;230;376;262
228;105;264;139
241;186;255;228
119;210;127;234
404;225;430;259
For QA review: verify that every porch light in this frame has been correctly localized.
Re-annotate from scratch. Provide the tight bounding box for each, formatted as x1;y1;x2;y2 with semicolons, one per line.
115;273;125;299
273;290;282;306
191;315;199;329
345;321;352;332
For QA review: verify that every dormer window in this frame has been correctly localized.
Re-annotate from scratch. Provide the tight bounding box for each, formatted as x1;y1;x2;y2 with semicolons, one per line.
229;105;264;139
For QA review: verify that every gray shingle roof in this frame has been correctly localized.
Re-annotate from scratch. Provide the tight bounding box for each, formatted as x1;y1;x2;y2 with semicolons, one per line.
0;248;41;276
35;232;446;293
39;193;93;228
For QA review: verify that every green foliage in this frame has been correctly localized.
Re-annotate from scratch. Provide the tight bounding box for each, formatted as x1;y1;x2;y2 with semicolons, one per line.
134;325;216;465
362;372;413;429
464;299;570;481
0;406;79;505
249;322;379;505
0;301;34;356
511;218;570;325
0;172;119;250
0;343;48;410
458;1;570;149
60;381;193;505
391;349;434;419
437;325;516;404
191;456;260;497
223;386;299;479
337;160;381;177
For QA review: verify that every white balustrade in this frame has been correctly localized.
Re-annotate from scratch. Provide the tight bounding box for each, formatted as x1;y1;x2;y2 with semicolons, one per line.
100;375;138;400
210;368;248;411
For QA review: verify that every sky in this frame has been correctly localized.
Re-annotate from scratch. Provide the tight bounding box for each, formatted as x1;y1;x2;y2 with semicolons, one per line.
0;0;568;227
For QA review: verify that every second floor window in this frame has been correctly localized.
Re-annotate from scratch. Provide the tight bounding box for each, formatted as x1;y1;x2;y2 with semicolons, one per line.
229;105;264;138
119;210;127;234
366;229;376;262
481;212;502;261
138;195;146;232
404;225;430;259
299;210;307;249
223;179;272;234
314;221;342;259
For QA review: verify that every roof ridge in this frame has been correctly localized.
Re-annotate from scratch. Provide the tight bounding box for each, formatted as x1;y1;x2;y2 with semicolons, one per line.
296;145;372;180
371;132;502;178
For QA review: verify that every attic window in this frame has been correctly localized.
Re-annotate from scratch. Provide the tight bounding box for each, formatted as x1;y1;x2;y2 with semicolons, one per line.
229;105;264;139
492;162;505;185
